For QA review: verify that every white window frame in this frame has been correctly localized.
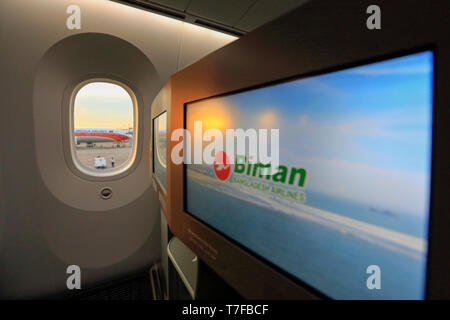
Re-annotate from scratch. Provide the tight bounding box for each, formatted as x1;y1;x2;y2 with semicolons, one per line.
69;79;139;178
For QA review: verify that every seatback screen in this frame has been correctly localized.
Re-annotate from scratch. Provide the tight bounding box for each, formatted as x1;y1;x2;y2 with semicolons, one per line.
184;51;433;299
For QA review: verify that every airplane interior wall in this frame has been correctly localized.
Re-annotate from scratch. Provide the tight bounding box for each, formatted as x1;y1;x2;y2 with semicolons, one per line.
0;0;236;299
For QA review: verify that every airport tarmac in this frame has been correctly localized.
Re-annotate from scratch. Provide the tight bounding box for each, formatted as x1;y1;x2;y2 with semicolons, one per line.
75;142;132;172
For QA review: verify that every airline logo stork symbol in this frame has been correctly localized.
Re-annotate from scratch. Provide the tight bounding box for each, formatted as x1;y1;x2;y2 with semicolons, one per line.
213;151;231;181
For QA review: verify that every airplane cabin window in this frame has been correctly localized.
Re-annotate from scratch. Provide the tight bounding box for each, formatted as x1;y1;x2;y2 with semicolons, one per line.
72;81;137;177
153;111;167;190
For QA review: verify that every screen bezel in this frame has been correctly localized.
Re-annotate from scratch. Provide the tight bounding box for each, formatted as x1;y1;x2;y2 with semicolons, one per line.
182;48;434;299
166;0;450;299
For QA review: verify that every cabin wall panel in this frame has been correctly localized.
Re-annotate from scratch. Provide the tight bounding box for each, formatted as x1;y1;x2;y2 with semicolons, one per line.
0;0;235;298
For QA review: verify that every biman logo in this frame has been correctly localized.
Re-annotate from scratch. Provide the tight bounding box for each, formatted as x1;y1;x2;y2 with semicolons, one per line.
212;152;307;203
213;151;231;181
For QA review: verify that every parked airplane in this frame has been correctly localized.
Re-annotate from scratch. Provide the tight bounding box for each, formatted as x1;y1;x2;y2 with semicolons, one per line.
74;127;132;145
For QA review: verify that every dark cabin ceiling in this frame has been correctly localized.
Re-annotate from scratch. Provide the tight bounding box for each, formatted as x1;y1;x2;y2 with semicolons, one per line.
114;0;311;36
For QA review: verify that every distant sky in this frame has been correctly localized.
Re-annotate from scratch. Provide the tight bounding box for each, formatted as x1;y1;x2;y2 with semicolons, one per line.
187;51;434;215
74;82;133;129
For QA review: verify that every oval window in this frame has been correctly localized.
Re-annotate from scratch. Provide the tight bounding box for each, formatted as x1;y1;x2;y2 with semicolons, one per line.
72;81;137;177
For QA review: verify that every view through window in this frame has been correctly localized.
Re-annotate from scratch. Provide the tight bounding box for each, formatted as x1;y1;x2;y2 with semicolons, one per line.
153;112;167;189
73;81;136;176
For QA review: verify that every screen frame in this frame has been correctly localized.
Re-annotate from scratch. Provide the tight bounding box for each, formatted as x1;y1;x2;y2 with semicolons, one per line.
166;0;450;299
182;48;434;300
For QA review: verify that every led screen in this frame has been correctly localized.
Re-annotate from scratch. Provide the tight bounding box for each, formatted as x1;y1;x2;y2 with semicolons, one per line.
185;51;433;299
